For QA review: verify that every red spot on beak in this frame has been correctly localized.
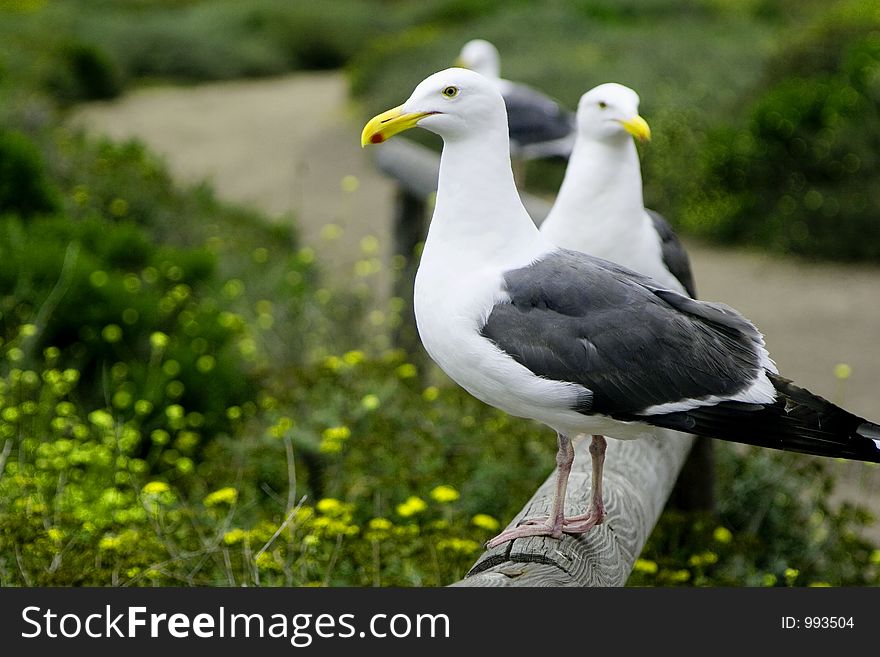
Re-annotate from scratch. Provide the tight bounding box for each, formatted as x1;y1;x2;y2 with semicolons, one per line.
370;134;384;144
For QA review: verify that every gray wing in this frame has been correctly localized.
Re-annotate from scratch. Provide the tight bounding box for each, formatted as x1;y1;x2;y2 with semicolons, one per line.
502;82;575;156
479;250;764;417
647;209;697;298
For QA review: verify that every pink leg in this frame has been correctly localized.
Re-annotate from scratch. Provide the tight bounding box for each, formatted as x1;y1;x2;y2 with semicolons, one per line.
485;434;608;548
485;433;574;548
561;435;606;532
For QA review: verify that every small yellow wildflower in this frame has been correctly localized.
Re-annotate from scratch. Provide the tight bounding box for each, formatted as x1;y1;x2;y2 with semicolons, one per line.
321;223;343;240
471;514;500;532
316;498;344;515
396;496;427;518
142;481;170;495
633;558;658;575
396;363;418;379
430;485;460;504
834;363;852;380
361;394;380;411
436;538;480;554
712;526;733;544
368;518;393;531
341;174;360;194
87;409;115;430
150;332;169;350
322;426;351;441
343;350;365;366
422;386;440;402
223;528;248;545
204;487;238;507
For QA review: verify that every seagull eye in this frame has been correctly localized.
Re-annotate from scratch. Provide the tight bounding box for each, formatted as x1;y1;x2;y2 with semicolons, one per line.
598;101;608;109
442;85;459;98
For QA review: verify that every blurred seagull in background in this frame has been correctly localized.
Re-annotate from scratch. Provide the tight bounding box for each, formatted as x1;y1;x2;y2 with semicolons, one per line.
456;38;575;162
361;68;880;549
541;83;695;297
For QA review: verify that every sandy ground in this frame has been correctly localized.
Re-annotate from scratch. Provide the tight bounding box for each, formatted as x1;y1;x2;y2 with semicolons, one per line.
69;72;880;540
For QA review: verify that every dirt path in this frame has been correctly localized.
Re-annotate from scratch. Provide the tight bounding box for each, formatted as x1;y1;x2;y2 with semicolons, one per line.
69;72;880;539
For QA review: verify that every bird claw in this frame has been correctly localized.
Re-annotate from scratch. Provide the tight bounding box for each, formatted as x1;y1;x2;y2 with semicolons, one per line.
485;510;604;548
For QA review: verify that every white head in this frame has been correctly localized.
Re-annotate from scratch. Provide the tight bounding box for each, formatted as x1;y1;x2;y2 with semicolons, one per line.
456;39;501;79
576;83;651;143
361;67;507;145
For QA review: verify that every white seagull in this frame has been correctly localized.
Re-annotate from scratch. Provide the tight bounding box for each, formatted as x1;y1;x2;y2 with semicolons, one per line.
362;68;880;548
456;38;575;161
540;83;696;297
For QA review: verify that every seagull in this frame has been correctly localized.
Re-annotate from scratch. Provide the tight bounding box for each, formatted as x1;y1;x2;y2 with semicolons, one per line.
361;68;880;548
456;38;575;161
540;83;696;297
539;82;707;510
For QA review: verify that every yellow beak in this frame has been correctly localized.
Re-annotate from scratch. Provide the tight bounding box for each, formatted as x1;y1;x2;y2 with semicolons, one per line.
618;115;651;142
361;106;435;147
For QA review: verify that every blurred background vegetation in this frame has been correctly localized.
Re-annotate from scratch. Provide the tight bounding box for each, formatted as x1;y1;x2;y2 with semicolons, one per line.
0;0;878;586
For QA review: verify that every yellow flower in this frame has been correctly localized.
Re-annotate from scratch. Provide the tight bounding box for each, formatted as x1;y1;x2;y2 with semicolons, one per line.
149;331;169;349
341;175;360;194
712;526;732;544
396;363;418;379
422;386;440;402
633;558;658;575
322;426;351;441
361;394;380;411
316;498;343;515
436;538;481;554
87;409;115;430
142;481;170;495
430;485;460;504
342;350;364;366
368;518;393;531
223;529;248;545
204;487;238;507
471;514;500;532
834;363;852;380
396;496;427;518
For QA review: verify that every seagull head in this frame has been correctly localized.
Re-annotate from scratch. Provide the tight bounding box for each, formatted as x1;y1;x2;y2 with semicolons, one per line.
455;39;501;79
576;83;651;143
361;67;507;146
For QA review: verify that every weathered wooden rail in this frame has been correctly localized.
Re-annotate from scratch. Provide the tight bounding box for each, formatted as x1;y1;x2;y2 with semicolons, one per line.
370;138;701;586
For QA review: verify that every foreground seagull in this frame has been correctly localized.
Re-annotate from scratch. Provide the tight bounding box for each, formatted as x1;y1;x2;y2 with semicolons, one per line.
540;83;696;297
456;38;575;161
362;68;880;548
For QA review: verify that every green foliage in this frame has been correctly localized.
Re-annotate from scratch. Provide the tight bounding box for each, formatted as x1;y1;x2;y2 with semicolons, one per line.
677;1;880;260
46;41;124;103
630;446;880;586
0;0;398;105
0;129;59;216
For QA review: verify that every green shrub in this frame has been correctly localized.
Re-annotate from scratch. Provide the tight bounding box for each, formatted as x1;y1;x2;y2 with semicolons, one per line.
678;2;880;260
630;446;880;586
0;129;59;216
46;41;124;103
